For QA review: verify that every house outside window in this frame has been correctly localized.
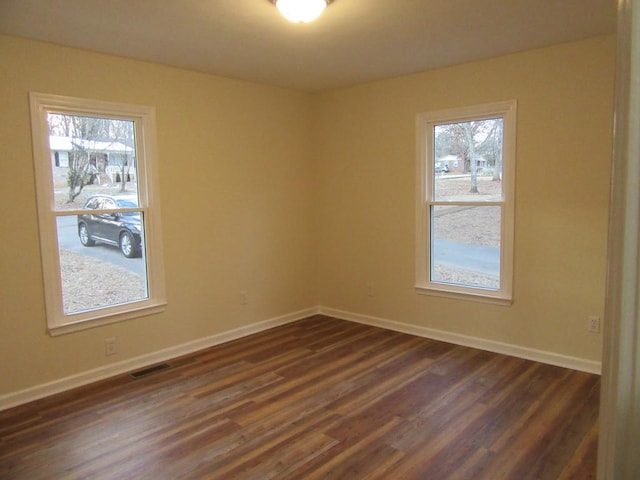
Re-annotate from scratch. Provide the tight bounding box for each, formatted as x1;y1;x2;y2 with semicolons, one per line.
29;93;166;334
416;101;516;303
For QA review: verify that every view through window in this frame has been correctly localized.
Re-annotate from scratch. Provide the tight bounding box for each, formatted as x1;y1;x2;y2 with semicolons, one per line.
49;113;148;314
30;93;165;333
431;118;504;290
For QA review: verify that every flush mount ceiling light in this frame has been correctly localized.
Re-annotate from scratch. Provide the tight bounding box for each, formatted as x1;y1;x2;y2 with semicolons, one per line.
270;0;334;23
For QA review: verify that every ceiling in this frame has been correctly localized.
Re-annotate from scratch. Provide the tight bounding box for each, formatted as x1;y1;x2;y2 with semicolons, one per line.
0;0;617;92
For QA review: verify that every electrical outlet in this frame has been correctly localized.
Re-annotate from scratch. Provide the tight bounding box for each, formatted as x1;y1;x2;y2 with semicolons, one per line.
366;282;374;297
588;316;601;333
105;337;117;356
240;290;248;305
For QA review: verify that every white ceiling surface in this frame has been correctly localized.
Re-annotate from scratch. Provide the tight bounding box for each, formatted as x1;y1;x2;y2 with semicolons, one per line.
0;0;617;92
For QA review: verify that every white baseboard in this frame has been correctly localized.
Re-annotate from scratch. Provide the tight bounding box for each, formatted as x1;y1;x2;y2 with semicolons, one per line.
0;307;319;412
318;306;602;375
1;305;601;411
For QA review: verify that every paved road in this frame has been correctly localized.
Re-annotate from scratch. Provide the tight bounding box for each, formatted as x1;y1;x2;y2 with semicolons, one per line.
57;216;146;276
433;238;499;277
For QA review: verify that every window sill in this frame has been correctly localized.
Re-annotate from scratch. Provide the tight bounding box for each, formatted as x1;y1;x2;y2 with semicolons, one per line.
48;302;166;336
415;285;512;306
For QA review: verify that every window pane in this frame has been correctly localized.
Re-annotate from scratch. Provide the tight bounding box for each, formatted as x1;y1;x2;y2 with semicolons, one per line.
433;118;503;202
430;205;500;290
48;114;139;211
56;214;148;315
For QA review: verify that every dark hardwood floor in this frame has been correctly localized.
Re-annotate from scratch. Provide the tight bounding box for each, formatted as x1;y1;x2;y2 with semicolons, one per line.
0;316;599;479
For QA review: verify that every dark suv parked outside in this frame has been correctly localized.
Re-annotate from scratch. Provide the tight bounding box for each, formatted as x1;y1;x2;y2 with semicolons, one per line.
77;195;142;258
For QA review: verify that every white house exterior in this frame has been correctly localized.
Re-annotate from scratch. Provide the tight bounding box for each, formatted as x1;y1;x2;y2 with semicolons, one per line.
49;135;135;168
49;135;136;183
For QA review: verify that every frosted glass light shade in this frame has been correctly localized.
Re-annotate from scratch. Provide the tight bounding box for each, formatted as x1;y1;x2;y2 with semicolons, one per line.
275;0;328;23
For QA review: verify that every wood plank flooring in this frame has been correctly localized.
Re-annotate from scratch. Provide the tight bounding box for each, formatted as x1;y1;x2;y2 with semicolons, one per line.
0;316;599;479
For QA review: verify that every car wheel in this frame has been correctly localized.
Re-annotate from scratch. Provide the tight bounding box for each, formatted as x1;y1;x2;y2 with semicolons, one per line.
120;232;139;258
78;223;96;246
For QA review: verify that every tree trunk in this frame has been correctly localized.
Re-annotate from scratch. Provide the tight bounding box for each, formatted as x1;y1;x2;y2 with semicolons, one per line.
492;135;503;181
492;156;502;181
462;124;478;193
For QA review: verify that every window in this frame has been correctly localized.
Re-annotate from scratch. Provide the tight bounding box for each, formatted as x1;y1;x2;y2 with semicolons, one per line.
416;101;516;303
30;93;166;334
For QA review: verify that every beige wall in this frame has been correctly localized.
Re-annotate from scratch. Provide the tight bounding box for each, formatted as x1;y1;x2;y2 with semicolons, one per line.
0;34;614;399
0;35;317;396
314;35;615;362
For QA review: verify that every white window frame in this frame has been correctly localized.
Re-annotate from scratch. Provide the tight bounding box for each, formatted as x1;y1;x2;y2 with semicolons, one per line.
415;100;516;304
30;93;166;335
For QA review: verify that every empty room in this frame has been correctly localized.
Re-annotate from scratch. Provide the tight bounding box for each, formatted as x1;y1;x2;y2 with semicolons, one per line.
1;0;639;478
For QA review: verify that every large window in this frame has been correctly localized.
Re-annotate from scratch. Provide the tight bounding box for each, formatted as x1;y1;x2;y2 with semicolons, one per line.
30;93;166;334
416;101;516;302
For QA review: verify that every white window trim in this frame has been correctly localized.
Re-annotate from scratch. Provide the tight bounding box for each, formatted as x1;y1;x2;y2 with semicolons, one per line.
415;100;516;304
29;92;166;335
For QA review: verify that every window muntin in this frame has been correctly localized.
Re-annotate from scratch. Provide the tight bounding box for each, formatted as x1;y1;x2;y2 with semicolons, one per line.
30;93;166;334
416;101;516;302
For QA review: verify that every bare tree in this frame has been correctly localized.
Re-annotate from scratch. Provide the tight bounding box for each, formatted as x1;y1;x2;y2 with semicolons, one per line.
461;123;481;193
435;119;502;193
48;114;136;201
489;122;503;181
48;114;110;203
108;120;135;193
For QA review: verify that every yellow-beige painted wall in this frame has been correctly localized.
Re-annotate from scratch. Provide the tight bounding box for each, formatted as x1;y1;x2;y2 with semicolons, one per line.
0;33;615;399
314;35;614;362
0;35;317;396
